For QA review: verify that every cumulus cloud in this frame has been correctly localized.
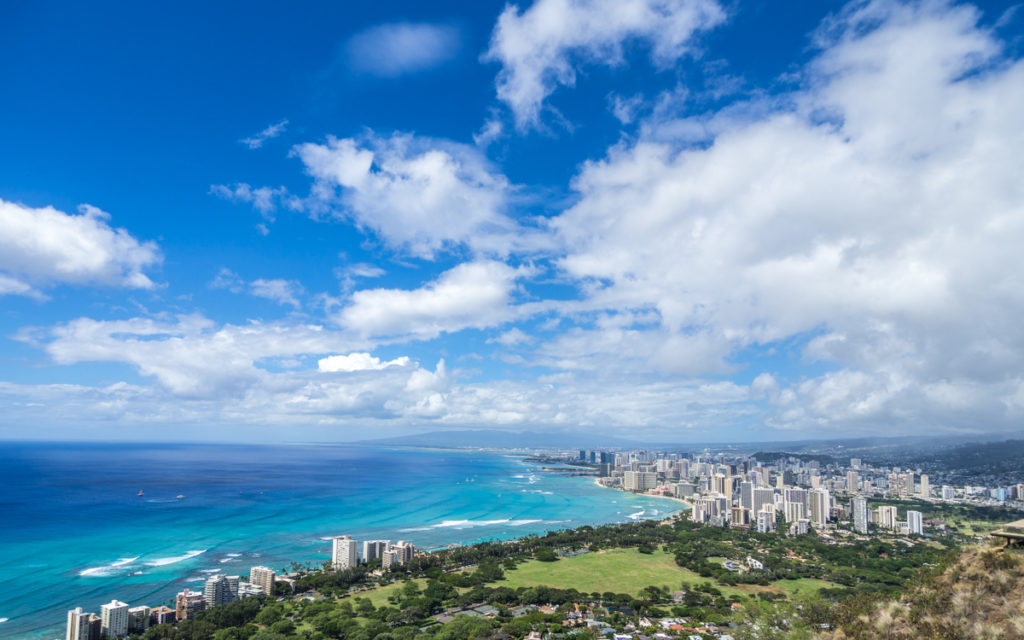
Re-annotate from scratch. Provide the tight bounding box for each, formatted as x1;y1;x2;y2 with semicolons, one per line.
19;314;364;397
542;0;1024;434
210;183;291;215
210;270;304;308
240;119;289;149
318;352;411;372
0;200;160;297
295;133;536;257
489;327;535;347
347;22;460;77
484;0;726;129
250;278;304;308
338;260;528;340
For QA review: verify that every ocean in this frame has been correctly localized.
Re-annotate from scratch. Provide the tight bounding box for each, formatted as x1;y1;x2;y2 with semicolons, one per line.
0;442;680;639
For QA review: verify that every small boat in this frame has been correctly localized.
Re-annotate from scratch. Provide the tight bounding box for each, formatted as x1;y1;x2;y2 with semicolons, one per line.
176;494;185;499
137;490;144;496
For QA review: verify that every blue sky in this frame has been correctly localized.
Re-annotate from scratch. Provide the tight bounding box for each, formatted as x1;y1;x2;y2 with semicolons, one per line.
2;0;1023;443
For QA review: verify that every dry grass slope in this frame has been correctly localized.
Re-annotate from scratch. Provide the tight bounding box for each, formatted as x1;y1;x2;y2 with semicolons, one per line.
819;546;1024;640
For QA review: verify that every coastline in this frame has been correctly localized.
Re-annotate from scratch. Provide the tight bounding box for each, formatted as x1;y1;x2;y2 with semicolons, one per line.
1;445;680;640
590;476;690;519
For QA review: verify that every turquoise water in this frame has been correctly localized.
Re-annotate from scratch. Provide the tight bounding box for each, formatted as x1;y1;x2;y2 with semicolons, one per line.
0;443;680;639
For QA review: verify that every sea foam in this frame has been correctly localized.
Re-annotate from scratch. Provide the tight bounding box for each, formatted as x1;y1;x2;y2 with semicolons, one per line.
144;550;206;567
79;556;140;577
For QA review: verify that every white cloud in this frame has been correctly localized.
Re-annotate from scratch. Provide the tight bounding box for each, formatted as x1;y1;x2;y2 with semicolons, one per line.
250;278;304;308
295;133;536;258
318;352;411;372
0;199;160;297
541;0;1024;433
347;22;460;77
210;270;304;308
346;263;386;279
20;314;364;397
209;268;244;293
484;0;726;129
240;119;289;149
489;327;535;347
339;260;527;340
210;183;290;215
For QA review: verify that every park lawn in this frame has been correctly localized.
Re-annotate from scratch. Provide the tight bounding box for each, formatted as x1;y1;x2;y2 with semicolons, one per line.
348;578;429;607
771;577;840;596
500;548;696;595
498;548;768;600
949;519;1006;536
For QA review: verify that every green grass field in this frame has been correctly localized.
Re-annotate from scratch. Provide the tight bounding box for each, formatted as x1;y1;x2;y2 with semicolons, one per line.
500;548;692;595
497;548;839;600
349;578;428;607
772;578;839;595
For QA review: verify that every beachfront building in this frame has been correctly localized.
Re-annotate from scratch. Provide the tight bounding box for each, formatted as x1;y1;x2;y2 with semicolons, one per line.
127;606;150;633
151;606;175;626
623;470;657;492
66;607;93;640
204;574;237;608
332;535;359;570
381;540;416;570
100;600;129;638
363;539;389;563
175;589;205;621
249;566;276;596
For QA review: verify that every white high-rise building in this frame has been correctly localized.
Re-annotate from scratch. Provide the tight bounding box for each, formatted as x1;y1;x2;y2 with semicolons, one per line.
363;540;390;563
381;548;400;569
783;500;805;523
623;471;657;491
753;487;775;514
878;505;899;530
249;566;276;596
756;506;776;533
942;485;955;500
918;474;930;499
907;510;924;535
846;471;859;492
128;606;151;633
332;535;359;570
739;481;753;510
852;496;869;534
100;600;129;638
810;489;830;527
66;607;92;640
204;574;237;608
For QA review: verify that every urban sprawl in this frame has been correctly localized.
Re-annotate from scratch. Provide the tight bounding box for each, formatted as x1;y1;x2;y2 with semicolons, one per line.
62;448;1024;640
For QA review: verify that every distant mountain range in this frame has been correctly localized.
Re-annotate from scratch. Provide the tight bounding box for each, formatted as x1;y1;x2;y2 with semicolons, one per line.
355;429;646;450
353;428;1024;457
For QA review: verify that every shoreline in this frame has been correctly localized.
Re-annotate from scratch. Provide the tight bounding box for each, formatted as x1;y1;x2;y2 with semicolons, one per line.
590;476;690;521
9;451;676;640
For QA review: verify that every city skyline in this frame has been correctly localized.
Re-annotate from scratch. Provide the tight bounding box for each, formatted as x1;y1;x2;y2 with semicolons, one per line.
2;0;1024;443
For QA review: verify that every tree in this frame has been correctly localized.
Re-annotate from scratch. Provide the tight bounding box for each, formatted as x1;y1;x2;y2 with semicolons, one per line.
535;547;558;562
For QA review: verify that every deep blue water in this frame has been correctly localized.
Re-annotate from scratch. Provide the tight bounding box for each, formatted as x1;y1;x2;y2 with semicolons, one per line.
0;442;679;639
